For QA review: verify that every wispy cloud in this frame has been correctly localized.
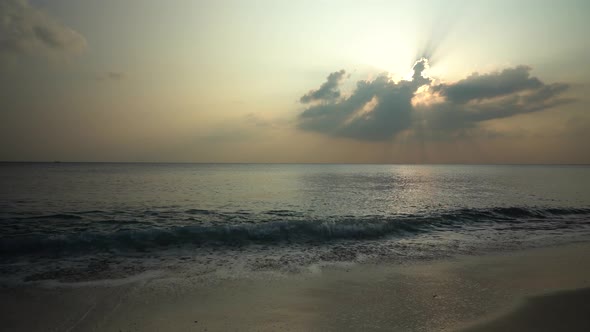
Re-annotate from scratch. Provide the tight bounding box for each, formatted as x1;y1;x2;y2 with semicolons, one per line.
95;71;126;81
0;0;86;59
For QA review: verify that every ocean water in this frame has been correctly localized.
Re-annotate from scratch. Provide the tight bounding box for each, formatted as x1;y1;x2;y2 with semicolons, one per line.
1;163;590;282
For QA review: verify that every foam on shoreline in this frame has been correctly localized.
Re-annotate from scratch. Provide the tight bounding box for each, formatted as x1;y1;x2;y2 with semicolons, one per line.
1;242;589;331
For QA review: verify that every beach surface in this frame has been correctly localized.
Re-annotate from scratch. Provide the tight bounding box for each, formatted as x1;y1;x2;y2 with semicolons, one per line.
1;242;590;331
462;287;590;332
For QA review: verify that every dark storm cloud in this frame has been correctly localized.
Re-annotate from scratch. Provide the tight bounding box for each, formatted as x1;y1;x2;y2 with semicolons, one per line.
300;69;346;103
0;0;86;58
298;61;572;141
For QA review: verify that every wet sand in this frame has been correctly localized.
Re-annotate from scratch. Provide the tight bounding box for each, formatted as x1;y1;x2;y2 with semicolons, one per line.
1;242;590;331
461;287;590;332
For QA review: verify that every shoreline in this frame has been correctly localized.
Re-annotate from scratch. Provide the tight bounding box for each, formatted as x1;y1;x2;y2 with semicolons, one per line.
1;242;590;331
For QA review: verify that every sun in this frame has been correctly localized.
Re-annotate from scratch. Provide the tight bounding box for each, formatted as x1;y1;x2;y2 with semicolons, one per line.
403;70;417;81
354;36;417;80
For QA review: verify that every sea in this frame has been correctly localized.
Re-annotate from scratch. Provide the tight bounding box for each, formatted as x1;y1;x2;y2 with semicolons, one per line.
1;163;590;284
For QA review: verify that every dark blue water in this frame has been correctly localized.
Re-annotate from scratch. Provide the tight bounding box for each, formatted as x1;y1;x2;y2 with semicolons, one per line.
1;163;590;282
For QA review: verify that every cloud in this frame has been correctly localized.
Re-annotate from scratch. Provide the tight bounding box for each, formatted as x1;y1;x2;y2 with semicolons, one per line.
96;71;125;81
0;0;86;58
298;59;431;141
432;66;543;104
298;60;572;141
300;69;346;103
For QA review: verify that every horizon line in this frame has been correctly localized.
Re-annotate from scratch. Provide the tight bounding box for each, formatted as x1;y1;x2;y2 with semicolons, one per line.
1;161;589;166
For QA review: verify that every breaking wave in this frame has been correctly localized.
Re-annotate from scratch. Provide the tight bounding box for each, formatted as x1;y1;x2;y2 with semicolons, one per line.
1;207;589;256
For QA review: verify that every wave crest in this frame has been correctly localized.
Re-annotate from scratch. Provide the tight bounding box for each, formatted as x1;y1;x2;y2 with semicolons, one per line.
1;207;589;256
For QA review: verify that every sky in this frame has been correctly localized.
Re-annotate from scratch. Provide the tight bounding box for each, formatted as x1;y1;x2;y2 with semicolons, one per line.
1;0;589;163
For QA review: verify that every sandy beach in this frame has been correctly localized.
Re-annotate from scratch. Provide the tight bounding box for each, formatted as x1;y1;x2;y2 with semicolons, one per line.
462;287;590;332
1;242;589;331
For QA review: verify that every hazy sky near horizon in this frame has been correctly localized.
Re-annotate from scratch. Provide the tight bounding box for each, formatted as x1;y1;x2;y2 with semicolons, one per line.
1;0;590;163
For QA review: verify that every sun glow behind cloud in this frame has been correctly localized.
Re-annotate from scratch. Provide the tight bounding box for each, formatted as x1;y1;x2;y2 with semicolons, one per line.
1;0;590;163
298;56;573;145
